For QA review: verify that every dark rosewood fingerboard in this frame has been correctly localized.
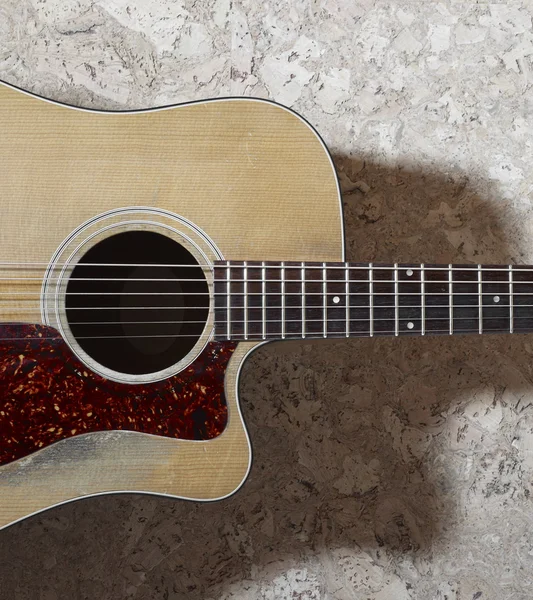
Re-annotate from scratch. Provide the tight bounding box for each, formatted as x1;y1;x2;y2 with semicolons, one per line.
214;262;533;341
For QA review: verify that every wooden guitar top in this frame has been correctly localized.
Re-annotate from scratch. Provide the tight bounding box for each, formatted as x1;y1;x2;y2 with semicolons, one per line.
0;82;343;528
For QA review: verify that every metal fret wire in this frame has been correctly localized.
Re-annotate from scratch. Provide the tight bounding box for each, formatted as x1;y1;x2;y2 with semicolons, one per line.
478;264;483;334
322;263;327;338
244;261;248;341
509;265;514;334
394;264;399;337
281;261;285;339
448;265;453;335
301;262;306;339
226;262;231;341
345;263;349;338
421;263;425;336
262;261;266;340
369;263;374;337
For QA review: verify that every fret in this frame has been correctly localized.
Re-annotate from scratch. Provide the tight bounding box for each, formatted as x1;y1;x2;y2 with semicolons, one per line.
478;264;482;334
281;262;285;339
449;265;453;335
262;261;266;340
301;262;306;338
243;261;248;340
369;263;374;337
509;265;513;334
322;263;327;338
226;261;231;340
394;264;399;337
421;264;425;335
345;263;349;337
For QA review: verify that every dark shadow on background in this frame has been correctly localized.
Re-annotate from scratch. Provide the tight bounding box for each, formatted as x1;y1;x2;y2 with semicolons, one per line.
2;157;532;598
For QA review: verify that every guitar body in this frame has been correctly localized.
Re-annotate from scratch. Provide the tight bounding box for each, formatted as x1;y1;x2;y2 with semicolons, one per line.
0;82;342;528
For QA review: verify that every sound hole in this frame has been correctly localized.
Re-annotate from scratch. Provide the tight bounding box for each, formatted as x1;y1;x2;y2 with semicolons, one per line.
65;231;210;376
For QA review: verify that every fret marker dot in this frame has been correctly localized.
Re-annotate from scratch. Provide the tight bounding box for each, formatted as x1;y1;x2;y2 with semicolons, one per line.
333;296;340;304
407;322;414;329
406;269;413;277
494;296;500;303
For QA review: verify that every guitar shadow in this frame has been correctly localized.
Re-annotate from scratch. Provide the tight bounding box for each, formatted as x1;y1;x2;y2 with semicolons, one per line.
2;157;533;598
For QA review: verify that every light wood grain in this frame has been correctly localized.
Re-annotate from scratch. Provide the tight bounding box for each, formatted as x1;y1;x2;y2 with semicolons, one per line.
0;82;343;528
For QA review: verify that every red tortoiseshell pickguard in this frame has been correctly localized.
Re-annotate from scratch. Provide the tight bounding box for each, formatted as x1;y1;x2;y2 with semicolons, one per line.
0;324;235;466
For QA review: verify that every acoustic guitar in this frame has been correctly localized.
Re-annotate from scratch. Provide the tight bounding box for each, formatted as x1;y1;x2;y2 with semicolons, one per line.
0;81;528;529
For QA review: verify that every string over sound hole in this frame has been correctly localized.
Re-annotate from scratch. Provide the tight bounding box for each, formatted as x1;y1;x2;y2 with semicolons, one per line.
65;231;210;377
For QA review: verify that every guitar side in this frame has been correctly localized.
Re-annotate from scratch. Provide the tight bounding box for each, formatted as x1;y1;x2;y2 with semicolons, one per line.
0;81;343;528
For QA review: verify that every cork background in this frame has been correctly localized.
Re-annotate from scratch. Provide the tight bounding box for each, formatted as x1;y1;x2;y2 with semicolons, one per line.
2;1;533;598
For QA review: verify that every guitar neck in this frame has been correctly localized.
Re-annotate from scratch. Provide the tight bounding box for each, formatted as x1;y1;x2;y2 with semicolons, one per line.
213;261;532;341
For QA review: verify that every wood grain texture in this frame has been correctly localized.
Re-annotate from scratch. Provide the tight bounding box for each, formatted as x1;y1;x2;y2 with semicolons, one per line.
0;81;343;528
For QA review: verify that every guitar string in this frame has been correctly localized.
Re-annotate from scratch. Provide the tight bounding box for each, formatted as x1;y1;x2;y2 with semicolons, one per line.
0;276;529;283
0;297;528;309
0;312;528;327
58;314;531;326
0;262;532;273
0;314;525;324
0;322;528;342
0;314;523;324
0;301;528;311
0;260;533;271
0;290;525;296
0;292;533;298
0;278;528;292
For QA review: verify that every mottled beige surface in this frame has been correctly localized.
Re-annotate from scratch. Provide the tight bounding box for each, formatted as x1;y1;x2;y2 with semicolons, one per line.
1;1;533;599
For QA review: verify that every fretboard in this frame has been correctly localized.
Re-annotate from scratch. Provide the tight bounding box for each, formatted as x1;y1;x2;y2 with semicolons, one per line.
213;261;533;341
